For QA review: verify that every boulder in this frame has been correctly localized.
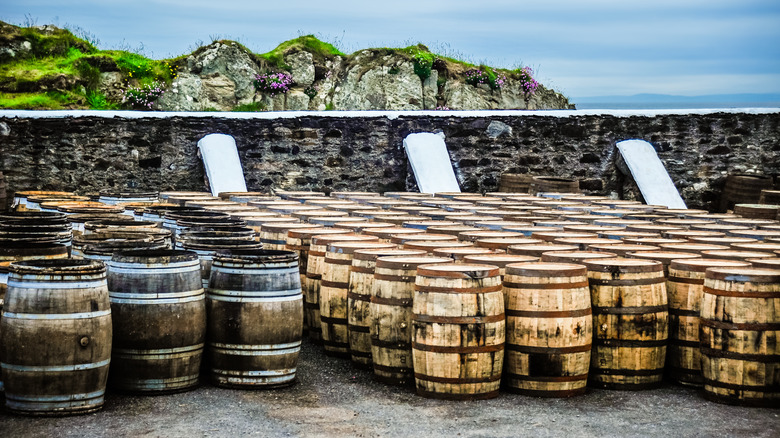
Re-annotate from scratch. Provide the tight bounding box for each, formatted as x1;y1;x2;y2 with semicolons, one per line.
286;51;315;87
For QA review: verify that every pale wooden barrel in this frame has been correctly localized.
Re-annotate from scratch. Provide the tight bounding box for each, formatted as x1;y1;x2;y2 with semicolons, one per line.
508;244;580;258
206;250;303;388
286;226;346;336
432;247;494;261
503;262;592;397
106;249;205;393
700;267;780;406
1;259;111;415
475;237;544;253
258;222;312;250
412;263;505;399
666;258;751;386
363;226;425;241
320;241;395;365
369;256;453;385
584;258;668;390
627;251;702;276
540;250;617;264
304;233;378;343
461;253;539;278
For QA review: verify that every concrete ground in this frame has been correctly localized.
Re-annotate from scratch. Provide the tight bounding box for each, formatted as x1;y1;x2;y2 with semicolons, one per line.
1;340;777;438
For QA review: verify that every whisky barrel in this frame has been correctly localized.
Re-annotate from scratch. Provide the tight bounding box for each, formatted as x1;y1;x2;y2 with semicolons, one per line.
665;258;751;386
304;233;379;343
628;251;702;276
719;174;773;212
369;255;452;385
584;258;668;390
734;204;780;220
503;262;592;397
206;249;303;388
498;173;533;193
759;189;780;205
530;176;580;195
320;241;395;364
106;249;206;393
1;259;112;415
258;222;312;250
700;268;780;406
412;263;505;399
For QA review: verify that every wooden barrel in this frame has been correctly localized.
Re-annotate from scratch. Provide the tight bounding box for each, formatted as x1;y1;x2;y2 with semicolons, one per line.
719;174;773;212
584;258;668;390
530;176;581;195
503;262;592;397
206;250;303;388
363;226;425;241
412;263;505;399
498;173;533;193
628;251;702;276
1;259;112;415
734;204;780;220
432;246;494;261
508;244;580;258
286;227;347;336
666;258;752;387
747;258;780;270
369;255;453;385
106;249;206;393
304;234;378;343
475;237;543;252
540;250;617;264
759;189;780;205
259;222;313;250
320;241;395;365
700;249;777;262
700;268;780;406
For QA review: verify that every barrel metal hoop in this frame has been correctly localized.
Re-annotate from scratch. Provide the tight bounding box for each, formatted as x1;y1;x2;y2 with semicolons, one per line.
2;309;111;320
593;339;667;348
324;257;353;266
374;274;415;282
371;339;411;350
412;313;505;324
589;367;664;376
106;262;200;273
505;344;592;354
320;315;348;325
347;291;371;302
370;295;412;306
700;319;780;331
7;279;106;290
321;280;349;289
206;293;301;303
209;341;301;356
703;286;780;299
414;284;504;294
668;308;699;317
506;308;592;318
592;305;667;315
347;324;370;333
1;358;111;372
701;347;780;363
588;278;665;286
503;281;590;290
667;276;704;285
703;378;780;392
504;372;588;382
113;343;204;356
412;342;504;354
414;373;501;384
5;389;105;403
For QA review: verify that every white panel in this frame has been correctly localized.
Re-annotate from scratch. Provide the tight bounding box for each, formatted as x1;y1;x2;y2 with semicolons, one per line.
616;139;687;209
403;133;460;194
197;133;247;196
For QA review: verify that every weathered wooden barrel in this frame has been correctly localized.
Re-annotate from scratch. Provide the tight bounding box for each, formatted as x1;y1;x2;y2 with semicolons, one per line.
432;246;494;260
362;226;425;242
412;263;505;399
333;221;395;233
370;256;454;385
758;189;780;205
258;222;312;250
719;174;773;212
728;228;780;242
584;258;668;390
540;250;617;264
402;240;473;254
588;243;660;257
106;249;206;393
700;249;777;262
180;232;262;289
498;173;533;193
507;244;580;258
628;251;702;276
665;258;751;387
747;258;780;270
306;234;379;345
461;253;539;277
0;259;112;415
530;176;581;195
475;237;544;253
700;268;780;406
503;262;592;397
320;241;395;361
206;249;303;388
285;227;345;336
733;204;780;220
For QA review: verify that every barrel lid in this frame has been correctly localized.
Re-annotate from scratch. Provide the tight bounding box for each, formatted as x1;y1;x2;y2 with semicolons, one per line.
432;247;493;257
287;227;342;239
563;225;624;233
508;244;579;256
728;229;780;240
475;237;544;248
327;241;396;254
730;242;780;252
374;256;453;270
540;250;617;263
402;220;461;228
700;250;778;260
705;267;780;283
583;257;664;273
213;249;298;263
628;251;702;264
669;258;751;272
403;241;473;251
746;258;780;269
333;221;395;232
311;233;377;246
554;237;617;246
353;248;426;261
390;233;458;245
10;258;106;275
505;261;587;277
416;263;500;279
293;210;350;218
462;253;539;266
260;222;317;232
427;225;482;235
111;249;199;264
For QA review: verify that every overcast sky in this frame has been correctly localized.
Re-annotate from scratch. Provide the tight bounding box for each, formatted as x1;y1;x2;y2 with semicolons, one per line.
2;0;779;99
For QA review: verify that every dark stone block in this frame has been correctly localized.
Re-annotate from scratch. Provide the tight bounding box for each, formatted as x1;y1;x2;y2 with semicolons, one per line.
291;146;300;155
260;178;273;186
706;145;731;155
580;153;600;164
459;159;478;167
271;145;289;153
579;179;603;191
727;136;742;145
139;156;162;168
340;146;354;157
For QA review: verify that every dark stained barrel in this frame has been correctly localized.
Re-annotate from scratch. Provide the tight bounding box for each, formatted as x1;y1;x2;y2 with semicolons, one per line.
106;249;206;393
0;259;112;415
206;250;303;388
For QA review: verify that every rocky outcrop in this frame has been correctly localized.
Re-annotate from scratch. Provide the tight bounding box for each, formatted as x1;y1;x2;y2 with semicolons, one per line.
154;41;573;112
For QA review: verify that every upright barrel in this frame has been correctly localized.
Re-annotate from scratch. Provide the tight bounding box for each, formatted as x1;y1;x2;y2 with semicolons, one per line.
503;262;592;397
412;263;505;399
206;250;303;388
700;268;780;406
666;258;751;386
584;258;668;390
370;256;453;385
106;249;206;393
0;259;112;415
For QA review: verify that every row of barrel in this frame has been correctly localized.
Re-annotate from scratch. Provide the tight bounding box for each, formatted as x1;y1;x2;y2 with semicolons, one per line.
1;188;779;412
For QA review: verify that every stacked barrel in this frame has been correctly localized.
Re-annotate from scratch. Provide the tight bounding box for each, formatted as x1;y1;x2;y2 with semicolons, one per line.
1;187;779;413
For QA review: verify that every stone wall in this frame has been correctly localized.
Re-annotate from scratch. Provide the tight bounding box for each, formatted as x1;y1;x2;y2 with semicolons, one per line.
1;109;778;210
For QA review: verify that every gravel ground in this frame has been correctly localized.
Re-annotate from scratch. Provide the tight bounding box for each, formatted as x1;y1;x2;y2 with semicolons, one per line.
1;340;777;438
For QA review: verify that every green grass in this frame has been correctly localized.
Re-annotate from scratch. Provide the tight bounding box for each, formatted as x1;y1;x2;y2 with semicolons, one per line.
232;102;266;112
0;91;82;109
258;35;345;70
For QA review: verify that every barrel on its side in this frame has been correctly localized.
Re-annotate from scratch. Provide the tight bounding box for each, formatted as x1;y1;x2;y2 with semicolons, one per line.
584;258;668;390
106;249;206;393
700;268;780;407
0;259;112;415
412;263;505;400
503;262;592;397
206;250;303;388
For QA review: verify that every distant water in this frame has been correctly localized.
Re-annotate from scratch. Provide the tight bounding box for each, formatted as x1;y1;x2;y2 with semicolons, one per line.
574;101;780;110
